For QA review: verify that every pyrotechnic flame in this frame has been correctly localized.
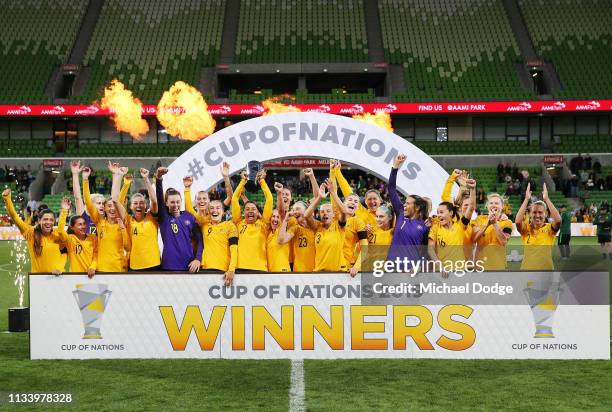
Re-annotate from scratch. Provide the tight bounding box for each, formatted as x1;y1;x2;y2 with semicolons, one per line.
100;79;149;139
261;95;301;116
10;238;27;307
156;81;216;141
352;112;394;132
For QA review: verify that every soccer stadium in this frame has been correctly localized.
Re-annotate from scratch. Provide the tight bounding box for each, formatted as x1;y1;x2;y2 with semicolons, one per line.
1;0;611;409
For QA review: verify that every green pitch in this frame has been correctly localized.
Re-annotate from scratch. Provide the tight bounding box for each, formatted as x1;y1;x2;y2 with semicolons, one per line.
0;239;610;410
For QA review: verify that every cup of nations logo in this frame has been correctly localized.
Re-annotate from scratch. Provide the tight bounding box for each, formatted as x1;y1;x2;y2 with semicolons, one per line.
523;275;563;338
72;284;112;339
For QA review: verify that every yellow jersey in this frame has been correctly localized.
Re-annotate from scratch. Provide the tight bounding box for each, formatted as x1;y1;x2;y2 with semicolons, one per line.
4;194;65;273
473;215;513;270
57;210;98;272
343;216;367;266
267;228;291;272
202;220;238;272
288;221;316;272
127;213;161;270
519;222;558;270
313;220;347;272
236;219;269;271
429;217;471;264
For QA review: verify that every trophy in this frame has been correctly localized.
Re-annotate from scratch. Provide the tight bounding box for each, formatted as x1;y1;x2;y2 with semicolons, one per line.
73;283;112;339
523;275;562;338
245;160;263;193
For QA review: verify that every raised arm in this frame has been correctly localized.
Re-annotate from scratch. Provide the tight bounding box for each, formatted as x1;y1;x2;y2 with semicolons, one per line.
278;211;296;244
70;160;85;215
116;211;131;252
57;197;71;243
274;182;287;218
333;162;353;198
303;168;320;199
155;167;169;222
231;174;247;224
82;167;101;224
140;168;157;214
119;174;132;206
221;161;233;208
2;189;30;235
542;183;561;230
388;154;406;217
514;183;531;232
462;178;477;219
304;187;324;230
259;170;273;223
183;176;198;218
110;162;128;221
442;169;460;203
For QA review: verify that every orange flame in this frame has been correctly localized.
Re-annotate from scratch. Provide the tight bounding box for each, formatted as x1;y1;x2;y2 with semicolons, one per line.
156;81;216;141
352;112;394;132
100;79;149;139
261;95;301;116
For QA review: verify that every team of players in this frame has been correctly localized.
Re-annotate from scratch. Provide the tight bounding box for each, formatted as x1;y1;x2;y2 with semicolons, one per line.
2;155;562;283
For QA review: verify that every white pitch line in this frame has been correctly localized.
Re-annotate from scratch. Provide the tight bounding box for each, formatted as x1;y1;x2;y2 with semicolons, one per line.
289;359;306;412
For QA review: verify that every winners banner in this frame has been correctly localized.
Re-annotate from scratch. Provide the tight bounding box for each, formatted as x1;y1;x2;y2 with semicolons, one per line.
30;273;609;360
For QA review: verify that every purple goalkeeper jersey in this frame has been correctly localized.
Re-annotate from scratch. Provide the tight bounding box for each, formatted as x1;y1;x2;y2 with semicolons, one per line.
81;211;97;235
156;179;203;271
386;167;429;262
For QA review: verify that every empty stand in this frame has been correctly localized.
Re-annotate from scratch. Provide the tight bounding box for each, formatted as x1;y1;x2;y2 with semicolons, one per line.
379;0;534;101
235;0;369;63
520;0;612;99
0;0;87;104
76;0;225;104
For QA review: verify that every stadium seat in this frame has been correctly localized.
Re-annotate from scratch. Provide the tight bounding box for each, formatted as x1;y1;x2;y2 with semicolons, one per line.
76;0;225;104
379;0;534;101
0;0;88;103
520;0;612;99
235;0;369;63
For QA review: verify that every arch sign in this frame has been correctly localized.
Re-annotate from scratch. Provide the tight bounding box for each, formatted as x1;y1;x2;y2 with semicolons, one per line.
164;112;450;205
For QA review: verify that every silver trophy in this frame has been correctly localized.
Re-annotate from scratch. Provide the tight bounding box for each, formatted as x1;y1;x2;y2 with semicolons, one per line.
523;274;563;338
73;283;112;339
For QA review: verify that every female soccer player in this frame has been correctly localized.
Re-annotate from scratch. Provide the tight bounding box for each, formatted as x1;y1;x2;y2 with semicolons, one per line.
368;204;394;247
305;179;354;274
267;209;291;272
2;188;64;274
57;197;97;277
387;154;430;263
71;160;103;235
114;167;161;271
184;176;238;284
515;183;561;270
155;167;203;272
332;159;381;227
231;169;273;271
83;164;130;272
471;193;513;270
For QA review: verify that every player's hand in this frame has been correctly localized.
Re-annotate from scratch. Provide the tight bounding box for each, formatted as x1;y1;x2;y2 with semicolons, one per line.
156;167;168;179
188;260;201;273
365;223;373;235
116;216;125;229
303;168;313;177
183;175;193;188
240;170;248;181
221;161;230;178
82;167;91;180
349;267;359;278
317;183;328;199
256;169;267;181
524;183;532;201
466;178;476;189
70;160;83;174
488;212;497;225
274;182;284;192
87;267;96;279
451;168;462;178
542;183;549;202
124;173;133;182
393;153;407;169
139;168;149;179
223;270;234;286
285;210;295;219
2;188;11;197
51;269;62;277
324;178;336;194
61;196;72;211
119;167;129;177
500;213;509;221
107;161;119;174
